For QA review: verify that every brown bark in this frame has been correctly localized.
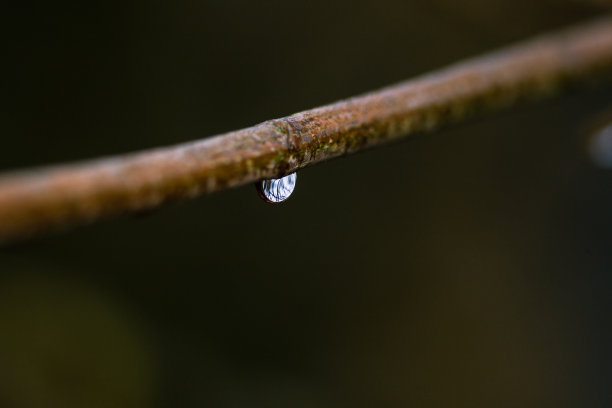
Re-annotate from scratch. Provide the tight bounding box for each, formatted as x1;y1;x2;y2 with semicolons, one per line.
1;16;612;243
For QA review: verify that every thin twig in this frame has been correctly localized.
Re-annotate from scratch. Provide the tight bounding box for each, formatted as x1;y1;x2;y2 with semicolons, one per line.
2;16;612;243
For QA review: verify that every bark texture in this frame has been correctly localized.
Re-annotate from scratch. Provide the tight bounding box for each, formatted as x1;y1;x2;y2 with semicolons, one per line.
1;16;612;243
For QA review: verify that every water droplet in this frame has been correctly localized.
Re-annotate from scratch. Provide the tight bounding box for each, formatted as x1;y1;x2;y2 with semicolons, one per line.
589;122;612;168
256;173;297;203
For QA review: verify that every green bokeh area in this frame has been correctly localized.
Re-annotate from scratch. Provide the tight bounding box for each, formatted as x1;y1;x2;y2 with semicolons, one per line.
2;1;612;407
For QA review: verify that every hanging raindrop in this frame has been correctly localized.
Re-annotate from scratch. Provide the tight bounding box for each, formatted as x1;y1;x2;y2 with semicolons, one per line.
256;173;297;203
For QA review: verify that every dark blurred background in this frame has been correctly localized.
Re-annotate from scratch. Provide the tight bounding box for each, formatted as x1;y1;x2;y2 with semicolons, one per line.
2;1;612;407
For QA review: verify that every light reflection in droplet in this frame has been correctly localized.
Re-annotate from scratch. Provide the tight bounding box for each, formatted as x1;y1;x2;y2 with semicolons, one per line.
256;173;297;203
588;123;612;169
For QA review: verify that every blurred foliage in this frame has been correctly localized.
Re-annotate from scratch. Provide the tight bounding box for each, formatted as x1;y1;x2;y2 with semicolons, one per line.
0;273;153;407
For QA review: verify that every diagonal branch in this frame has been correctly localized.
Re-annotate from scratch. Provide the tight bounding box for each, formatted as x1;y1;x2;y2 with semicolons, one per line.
2;16;612;243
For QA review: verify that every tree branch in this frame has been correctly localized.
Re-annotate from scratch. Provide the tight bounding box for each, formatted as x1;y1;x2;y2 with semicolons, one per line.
2;16;612;243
